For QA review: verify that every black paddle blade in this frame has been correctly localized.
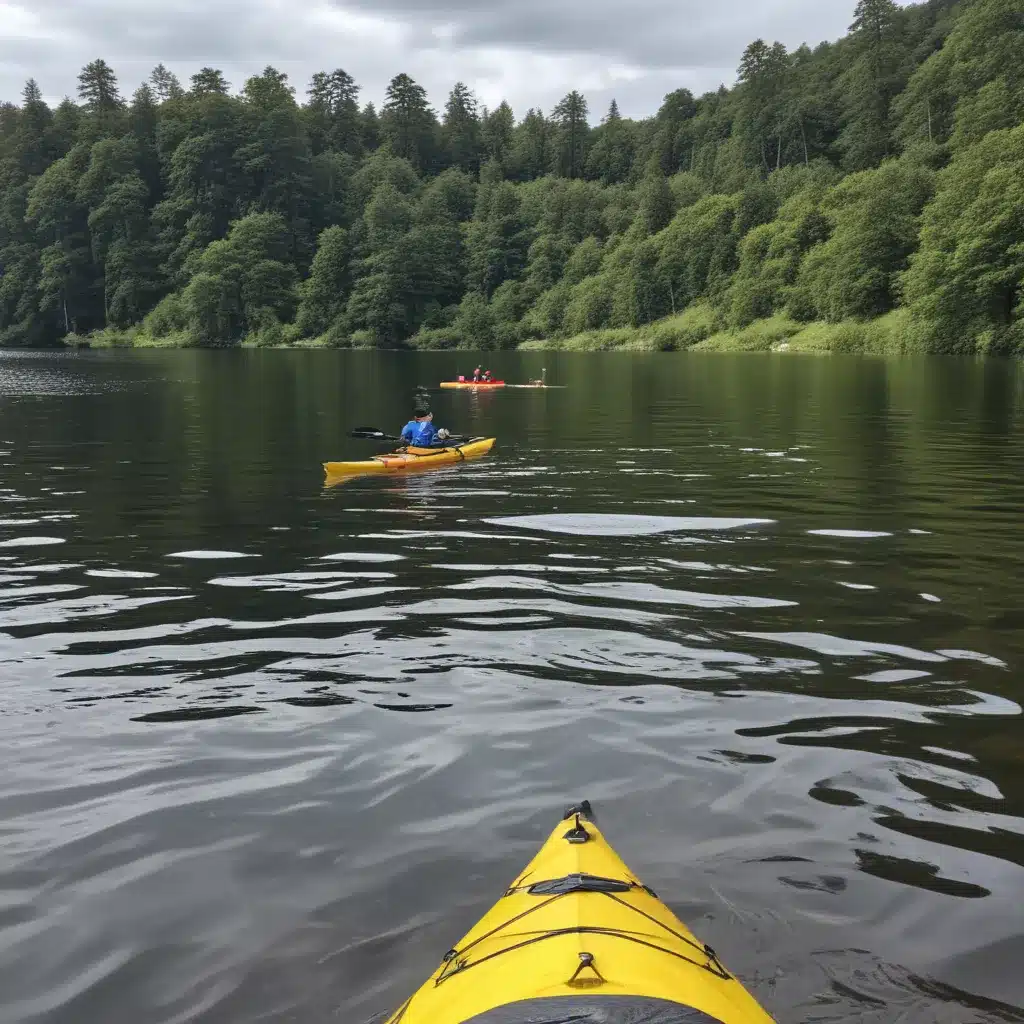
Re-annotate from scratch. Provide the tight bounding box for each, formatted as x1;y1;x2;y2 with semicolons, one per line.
349;427;394;440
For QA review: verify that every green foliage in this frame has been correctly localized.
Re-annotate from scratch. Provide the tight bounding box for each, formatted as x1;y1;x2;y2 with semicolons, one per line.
562;274;612;336
191;68;229;97
563;237;603;284
306;69;361;156
696;312;802;351
585;101;636;184
798;160;934;321
418;169;476;225
143;291;187;338
896;0;1024;152
657;193;741;309
349;149;419;209
663;301;718;347
522;279;573;339
550;91;589;179
668;172;705;209
0;3;1018;354
903;123;1024;353
361;103;381;152
725;196;814;328
177;212;298;345
150;65;183;104
787;309;915;354
238;68;314;265
836;0;903;170
452;290;496;349
465;180;532;298
637;165;675;235
296;226;350;338
77;59;122;114
736;39;791;172
525;301;719;352
649;89;698;175
509;109;551;181
442;83;483;175
482;102;515;169
381;73;437;171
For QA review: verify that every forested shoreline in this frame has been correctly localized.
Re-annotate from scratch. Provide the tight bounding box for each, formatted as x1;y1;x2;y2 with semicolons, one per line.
0;0;1021;355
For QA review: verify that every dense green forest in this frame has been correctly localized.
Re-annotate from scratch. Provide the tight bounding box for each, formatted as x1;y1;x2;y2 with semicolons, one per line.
0;0;1021;354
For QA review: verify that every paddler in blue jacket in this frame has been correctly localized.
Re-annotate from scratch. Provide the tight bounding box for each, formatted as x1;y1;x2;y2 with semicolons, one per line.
401;403;451;447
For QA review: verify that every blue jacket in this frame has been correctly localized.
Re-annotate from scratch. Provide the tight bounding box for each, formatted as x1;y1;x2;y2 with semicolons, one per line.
401;419;439;446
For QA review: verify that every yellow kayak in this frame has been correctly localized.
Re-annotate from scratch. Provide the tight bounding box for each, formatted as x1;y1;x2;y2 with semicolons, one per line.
323;437;495;479
385;802;777;1024
439;380;506;390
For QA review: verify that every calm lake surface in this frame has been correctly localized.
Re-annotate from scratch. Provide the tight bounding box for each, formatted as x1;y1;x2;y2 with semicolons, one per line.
1;348;1022;1023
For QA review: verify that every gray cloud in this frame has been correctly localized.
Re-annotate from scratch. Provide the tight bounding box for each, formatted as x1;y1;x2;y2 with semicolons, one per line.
2;0;870;120
343;0;852;70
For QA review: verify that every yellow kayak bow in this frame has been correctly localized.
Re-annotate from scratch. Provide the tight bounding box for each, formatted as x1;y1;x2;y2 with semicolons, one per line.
385;802;777;1023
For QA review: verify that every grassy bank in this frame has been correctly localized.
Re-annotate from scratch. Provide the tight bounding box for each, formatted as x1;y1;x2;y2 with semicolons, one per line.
64;327;338;350
696;310;919;355
518;303;719;353
519;307;926;355
64;327;188;349
64;307;941;356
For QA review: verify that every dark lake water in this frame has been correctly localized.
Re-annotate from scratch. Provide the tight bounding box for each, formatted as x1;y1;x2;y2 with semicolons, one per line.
0;348;1022;1023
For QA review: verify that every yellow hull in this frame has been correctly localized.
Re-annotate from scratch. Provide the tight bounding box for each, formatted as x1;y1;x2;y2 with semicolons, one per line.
439;381;506;390
323;437;495;479
385;803;776;1024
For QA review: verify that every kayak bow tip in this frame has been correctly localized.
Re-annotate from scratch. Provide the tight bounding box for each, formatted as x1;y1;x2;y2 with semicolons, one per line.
384;799;778;1024
562;799;596;825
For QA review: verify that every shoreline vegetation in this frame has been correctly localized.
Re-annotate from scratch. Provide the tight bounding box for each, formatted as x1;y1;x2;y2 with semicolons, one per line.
66;306;925;356
3;0;1022;358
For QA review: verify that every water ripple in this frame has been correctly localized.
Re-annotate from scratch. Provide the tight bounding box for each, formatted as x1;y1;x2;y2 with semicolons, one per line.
0;351;1022;1023
486;513;776;535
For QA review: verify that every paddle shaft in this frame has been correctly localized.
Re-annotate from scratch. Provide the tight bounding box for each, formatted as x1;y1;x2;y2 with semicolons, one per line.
350;427;474;445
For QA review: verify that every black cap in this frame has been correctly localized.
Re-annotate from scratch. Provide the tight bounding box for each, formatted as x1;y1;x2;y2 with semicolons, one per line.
413;403;430;418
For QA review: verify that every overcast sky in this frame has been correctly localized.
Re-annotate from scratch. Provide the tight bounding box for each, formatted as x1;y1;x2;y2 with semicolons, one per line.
3;0;872;120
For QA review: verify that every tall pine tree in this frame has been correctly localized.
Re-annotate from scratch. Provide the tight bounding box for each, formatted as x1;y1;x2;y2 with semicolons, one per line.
551;91;589;179
839;0;901;170
381;74;436;171
441;82;482;174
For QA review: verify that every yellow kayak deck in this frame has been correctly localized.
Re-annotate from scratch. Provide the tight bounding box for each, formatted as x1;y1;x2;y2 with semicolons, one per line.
324;437;495;479
385;802;776;1024
439;381;506;390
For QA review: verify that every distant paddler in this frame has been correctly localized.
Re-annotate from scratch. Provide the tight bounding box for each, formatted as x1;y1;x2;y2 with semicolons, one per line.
528;367;547;387
456;367;495;383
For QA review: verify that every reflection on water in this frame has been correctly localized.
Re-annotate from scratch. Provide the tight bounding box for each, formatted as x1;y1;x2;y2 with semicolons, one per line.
0;349;1022;1023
